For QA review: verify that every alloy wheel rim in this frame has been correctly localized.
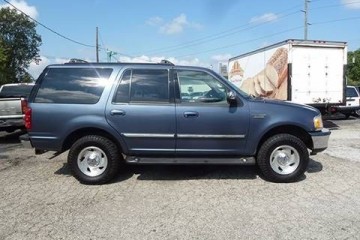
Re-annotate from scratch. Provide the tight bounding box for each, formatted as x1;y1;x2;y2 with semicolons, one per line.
77;146;108;177
270;145;300;175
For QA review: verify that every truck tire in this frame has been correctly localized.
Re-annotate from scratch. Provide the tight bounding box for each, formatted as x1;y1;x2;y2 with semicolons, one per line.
68;135;122;184
257;134;309;183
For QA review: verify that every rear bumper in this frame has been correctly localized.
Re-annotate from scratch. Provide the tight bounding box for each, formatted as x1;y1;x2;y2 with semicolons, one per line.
309;128;331;154
0;118;24;130
333;105;360;114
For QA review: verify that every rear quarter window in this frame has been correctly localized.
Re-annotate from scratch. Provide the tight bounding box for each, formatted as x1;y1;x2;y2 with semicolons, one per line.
34;68;113;104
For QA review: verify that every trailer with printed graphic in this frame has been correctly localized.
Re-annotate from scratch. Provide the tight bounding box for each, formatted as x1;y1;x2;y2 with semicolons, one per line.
228;39;347;113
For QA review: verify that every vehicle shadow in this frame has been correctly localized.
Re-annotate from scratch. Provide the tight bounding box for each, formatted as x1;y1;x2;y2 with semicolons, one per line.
0;130;26;144
55;159;322;184
118;158;323;183
307;158;323;174
130;165;258;181
322;119;340;130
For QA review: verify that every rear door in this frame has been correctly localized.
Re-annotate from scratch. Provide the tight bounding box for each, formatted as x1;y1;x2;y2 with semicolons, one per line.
106;67;176;156
291;46;345;105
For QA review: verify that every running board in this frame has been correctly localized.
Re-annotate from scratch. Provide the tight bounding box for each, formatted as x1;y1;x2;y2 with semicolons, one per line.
125;156;256;165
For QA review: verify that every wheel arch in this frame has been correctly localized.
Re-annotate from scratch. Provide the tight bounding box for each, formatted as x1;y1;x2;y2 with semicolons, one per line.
256;125;313;154
61;127;126;154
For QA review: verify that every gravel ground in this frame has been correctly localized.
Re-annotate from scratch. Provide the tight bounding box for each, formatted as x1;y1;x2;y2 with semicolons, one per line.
0;116;359;240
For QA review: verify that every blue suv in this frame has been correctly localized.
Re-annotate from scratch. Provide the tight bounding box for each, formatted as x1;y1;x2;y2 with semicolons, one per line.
21;61;330;184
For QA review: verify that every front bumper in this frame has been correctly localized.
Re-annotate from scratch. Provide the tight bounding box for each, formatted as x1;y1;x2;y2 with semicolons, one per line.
309;128;331;154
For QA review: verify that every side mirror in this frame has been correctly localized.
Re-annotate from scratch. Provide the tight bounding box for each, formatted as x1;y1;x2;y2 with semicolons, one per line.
227;91;237;104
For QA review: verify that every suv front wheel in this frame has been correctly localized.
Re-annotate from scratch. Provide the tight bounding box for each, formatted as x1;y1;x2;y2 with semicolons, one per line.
68;135;122;184
257;134;309;183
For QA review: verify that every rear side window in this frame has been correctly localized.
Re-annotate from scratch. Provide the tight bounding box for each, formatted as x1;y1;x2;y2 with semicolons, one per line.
113;69;169;103
35;68;113;104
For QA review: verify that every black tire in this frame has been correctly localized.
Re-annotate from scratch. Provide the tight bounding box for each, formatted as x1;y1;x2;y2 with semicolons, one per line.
354;110;360;118
344;113;351;119
68;135;122;184
257;134;309;183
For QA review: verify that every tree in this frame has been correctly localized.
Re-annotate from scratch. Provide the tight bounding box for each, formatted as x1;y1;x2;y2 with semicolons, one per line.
347;49;360;86
0;42;7;85
0;7;41;84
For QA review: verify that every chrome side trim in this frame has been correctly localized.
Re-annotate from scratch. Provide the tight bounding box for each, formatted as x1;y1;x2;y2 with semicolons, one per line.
123;133;175;138
31;136;57;140
177;134;245;139
122;133;245;139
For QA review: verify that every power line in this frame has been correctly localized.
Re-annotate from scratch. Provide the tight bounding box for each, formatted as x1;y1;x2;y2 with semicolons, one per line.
174;15;360;59
155;11;301;56
174;26;304;58
311;0;360;10
311;16;360;25
138;5;304;56
2;0;96;48
139;0;359;57
2;0;137;62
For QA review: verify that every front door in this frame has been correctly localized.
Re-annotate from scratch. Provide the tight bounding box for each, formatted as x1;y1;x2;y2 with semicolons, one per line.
175;69;250;157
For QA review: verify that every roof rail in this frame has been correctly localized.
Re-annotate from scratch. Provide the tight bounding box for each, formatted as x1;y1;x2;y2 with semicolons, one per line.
160;59;174;65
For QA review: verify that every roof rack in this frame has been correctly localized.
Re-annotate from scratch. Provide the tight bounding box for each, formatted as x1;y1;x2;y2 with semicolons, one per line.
160;59;174;65
68;58;88;63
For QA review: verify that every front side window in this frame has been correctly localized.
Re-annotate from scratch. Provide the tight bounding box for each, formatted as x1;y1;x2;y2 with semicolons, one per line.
114;69;169;103
177;70;227;103
35;68;113;104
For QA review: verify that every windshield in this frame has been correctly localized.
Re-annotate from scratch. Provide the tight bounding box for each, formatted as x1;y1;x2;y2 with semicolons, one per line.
346;87;359;98
0;85;34;98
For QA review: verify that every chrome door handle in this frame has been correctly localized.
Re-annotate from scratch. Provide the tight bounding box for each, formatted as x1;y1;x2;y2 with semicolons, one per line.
110;109;126;116
183;111;199;118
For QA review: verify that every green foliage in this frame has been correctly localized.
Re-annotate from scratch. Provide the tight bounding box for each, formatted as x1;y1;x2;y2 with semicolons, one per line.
0;7;41;84
347;49;360;86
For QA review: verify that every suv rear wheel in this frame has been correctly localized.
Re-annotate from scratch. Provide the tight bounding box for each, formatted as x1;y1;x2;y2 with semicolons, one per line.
68;135;122;184
257;134;309;183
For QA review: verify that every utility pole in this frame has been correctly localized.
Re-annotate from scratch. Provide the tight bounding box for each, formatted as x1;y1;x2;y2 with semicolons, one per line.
96;27;99;62
304;0;309;40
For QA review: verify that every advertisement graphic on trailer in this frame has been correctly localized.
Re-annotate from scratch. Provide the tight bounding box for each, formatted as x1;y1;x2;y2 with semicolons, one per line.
229;46;289;100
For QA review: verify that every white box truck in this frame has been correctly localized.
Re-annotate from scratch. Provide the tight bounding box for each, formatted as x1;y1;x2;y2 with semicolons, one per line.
228;39;347;113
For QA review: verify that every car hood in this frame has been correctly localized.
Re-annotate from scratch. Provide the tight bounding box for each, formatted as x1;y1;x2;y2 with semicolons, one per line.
249;97;320;114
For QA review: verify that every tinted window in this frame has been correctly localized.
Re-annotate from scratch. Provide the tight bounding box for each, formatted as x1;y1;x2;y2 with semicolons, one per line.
130;69;169;102
113;70;131;103
0;85;34;98
177;70;227;103
346;87;359;98
35;68;113;104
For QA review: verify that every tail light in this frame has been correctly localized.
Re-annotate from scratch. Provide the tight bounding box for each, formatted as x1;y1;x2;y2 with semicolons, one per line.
21;99;32;130
21;98;27;114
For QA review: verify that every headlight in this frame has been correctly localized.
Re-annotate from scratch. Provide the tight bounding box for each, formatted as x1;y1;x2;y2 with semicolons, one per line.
313;114;323;131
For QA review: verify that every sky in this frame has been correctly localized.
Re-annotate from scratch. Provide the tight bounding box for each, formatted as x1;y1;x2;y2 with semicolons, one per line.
1;0;360;78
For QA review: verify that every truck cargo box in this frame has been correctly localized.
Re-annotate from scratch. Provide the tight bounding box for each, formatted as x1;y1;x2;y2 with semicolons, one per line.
228;39;347;110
